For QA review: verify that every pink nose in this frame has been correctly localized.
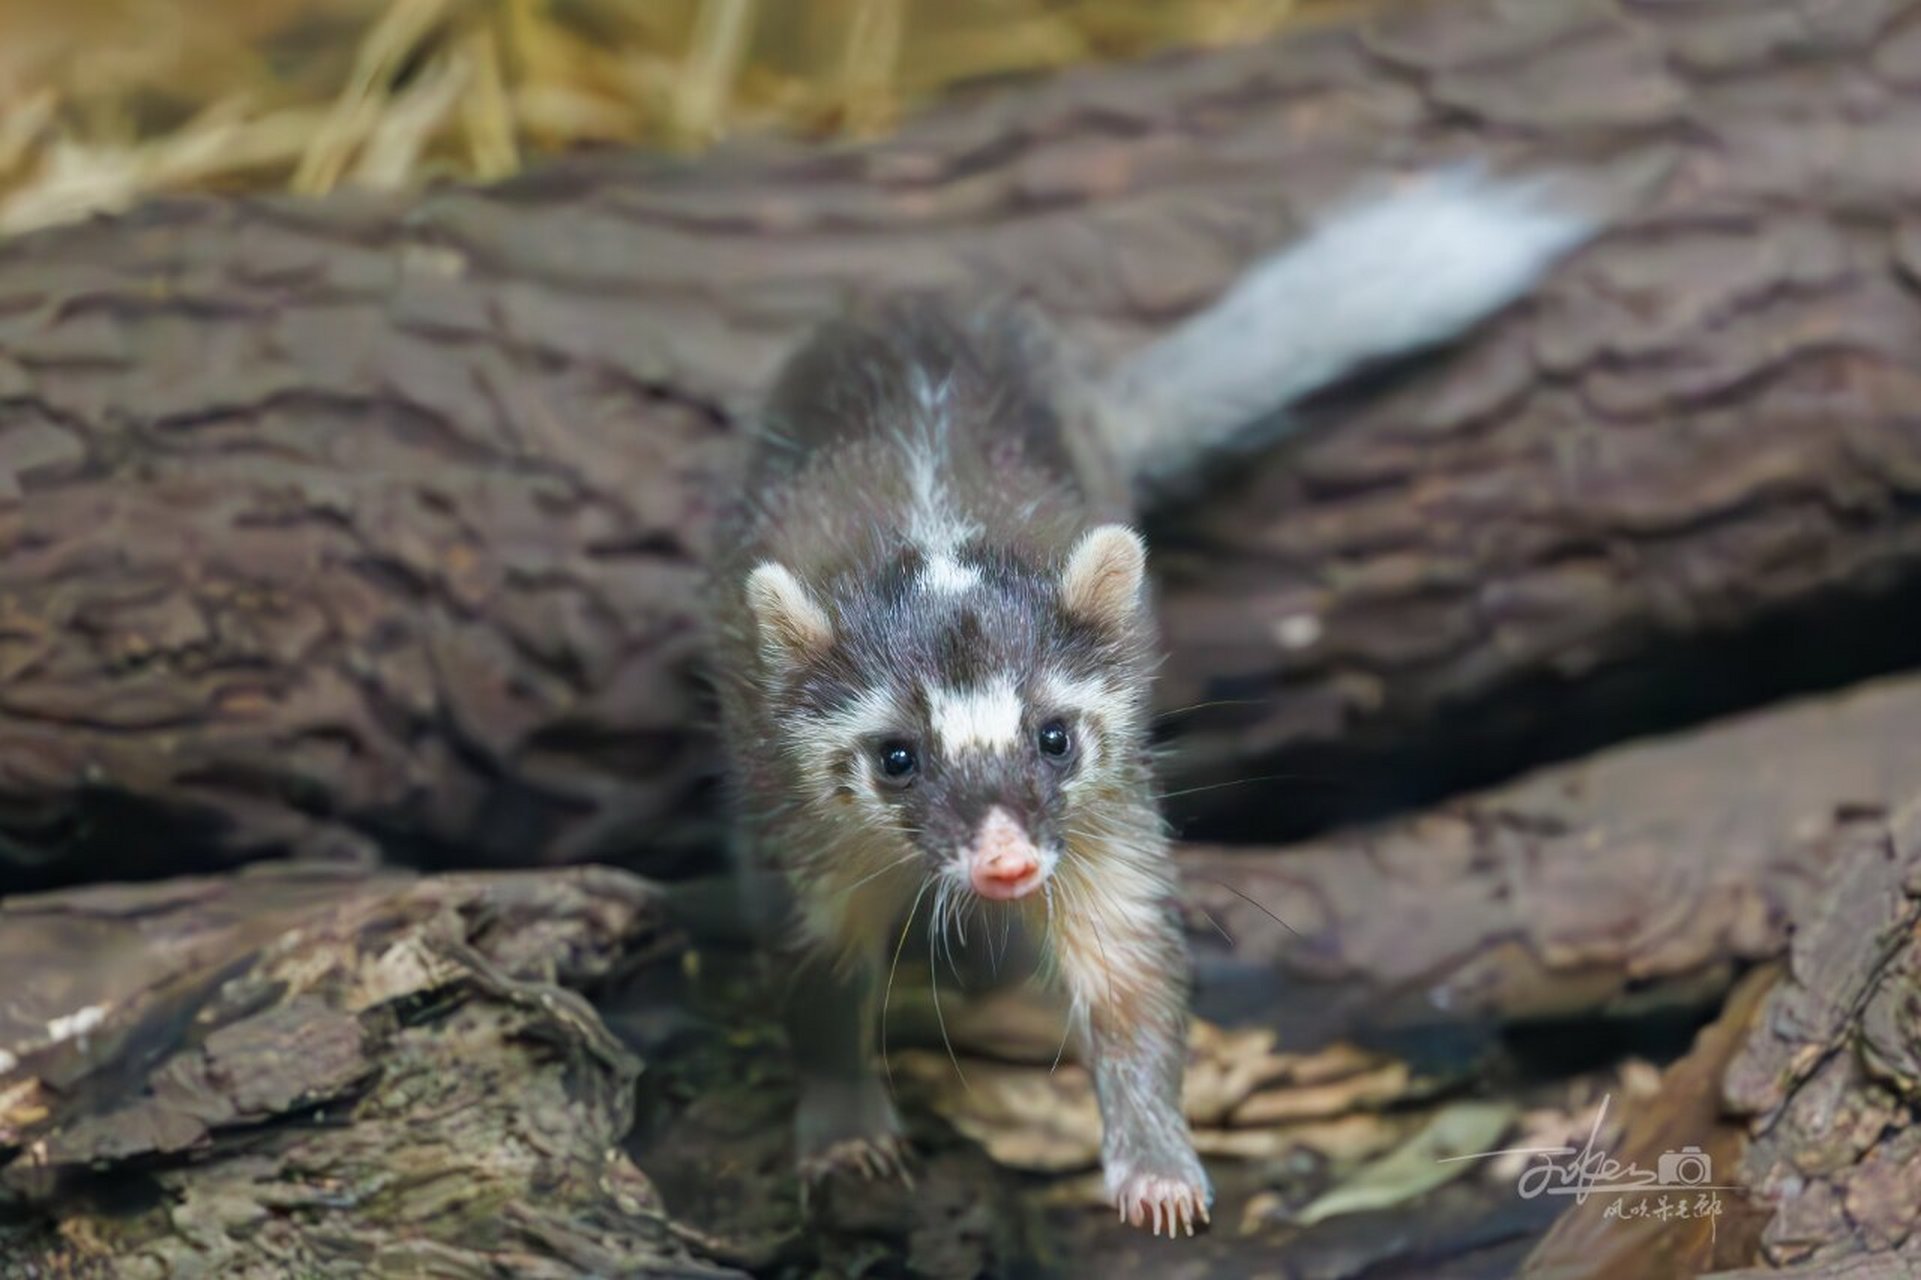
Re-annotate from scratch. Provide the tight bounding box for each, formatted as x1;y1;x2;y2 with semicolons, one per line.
967;809;1044;900
973;848;1041;899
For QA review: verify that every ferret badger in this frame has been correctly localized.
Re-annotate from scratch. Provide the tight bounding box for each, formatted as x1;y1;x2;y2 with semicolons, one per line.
707;168;1597;1236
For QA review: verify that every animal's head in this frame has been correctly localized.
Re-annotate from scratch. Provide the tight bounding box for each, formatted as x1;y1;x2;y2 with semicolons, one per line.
746;524;1155;902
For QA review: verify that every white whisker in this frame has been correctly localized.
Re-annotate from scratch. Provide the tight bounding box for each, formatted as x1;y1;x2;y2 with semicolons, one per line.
882;876;932;1093
839;849;919;900
929;893;971;1093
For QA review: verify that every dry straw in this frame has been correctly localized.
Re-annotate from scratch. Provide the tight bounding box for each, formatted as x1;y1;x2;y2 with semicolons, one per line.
0;0;1363;236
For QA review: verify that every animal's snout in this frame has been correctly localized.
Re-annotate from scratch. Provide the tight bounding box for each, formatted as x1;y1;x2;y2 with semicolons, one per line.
966;807;1045;900
976;846;1039;892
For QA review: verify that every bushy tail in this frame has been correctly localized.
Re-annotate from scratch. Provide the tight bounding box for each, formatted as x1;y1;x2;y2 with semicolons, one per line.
1103;166;1602;504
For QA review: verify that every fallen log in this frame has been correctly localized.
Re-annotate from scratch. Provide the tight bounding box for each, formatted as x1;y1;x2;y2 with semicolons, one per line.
1182;670;1921;1054
1710;793;1921;1276
0;865;725;1278
1511;782;1921;1279
4;0;1921;890
6;670;1919;1275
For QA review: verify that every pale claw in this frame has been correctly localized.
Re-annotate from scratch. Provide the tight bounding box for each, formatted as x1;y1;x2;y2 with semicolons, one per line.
798;1132;916;1195
1113;1172;1211;1238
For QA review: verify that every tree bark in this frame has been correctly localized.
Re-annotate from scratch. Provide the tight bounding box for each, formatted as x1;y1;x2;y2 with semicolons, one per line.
1513;777;1921;1280
0;864;734;1278
1181;670;1921;1055
5;680;1917;1274
1710;793;1921;1276
4;0;1921;884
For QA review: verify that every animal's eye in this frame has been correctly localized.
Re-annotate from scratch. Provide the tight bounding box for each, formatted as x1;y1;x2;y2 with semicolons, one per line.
1037;720;1072;760
877;740;919;785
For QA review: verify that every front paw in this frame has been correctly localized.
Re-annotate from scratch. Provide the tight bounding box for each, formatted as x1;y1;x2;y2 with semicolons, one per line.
795;1077;914;1194
798;1130;914;1187
1107;1157;1212;1237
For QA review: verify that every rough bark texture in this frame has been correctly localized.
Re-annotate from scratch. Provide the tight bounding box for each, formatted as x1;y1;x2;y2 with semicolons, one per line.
7;674;1920;1277
1181;671;1921;1054
1712;795;1921;1277
6;0;1921;879
1503;781;1921;1280
0;865;722;1278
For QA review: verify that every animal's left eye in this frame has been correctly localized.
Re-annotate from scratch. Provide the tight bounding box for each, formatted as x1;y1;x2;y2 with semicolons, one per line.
1037;720;1073;760
877;739;919;785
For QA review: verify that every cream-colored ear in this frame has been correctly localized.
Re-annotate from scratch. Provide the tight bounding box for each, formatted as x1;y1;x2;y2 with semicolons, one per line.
745;562;833;668
1060;524;1146;629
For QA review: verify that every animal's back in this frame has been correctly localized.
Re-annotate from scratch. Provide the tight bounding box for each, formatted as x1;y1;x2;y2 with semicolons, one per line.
720;296;1125;582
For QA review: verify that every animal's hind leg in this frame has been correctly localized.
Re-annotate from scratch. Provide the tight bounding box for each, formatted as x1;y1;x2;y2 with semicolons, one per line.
787;951;909;1187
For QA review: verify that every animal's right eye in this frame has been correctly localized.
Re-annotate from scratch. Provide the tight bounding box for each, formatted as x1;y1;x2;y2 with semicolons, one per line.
877;740;919;786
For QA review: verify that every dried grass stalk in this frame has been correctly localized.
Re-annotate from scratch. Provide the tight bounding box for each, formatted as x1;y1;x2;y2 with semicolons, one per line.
0;0;1376;236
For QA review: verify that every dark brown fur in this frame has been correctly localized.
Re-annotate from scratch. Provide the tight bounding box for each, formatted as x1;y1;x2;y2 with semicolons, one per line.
707;294;1210;1231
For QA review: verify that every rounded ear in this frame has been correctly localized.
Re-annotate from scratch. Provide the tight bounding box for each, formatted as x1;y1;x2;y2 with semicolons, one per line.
1060;524;1146;630
745;562;833;669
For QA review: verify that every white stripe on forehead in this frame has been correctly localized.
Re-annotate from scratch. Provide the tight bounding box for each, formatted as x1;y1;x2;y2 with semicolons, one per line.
931;678;1024;754
920;551;982;595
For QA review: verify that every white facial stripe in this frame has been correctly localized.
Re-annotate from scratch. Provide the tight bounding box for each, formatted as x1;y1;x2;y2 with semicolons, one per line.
1041;671;1122;718
920;552;982;595
794;686;899;772
829;687;902;748
792;685;904;799
1040;671;1127;783
931;678;1023;754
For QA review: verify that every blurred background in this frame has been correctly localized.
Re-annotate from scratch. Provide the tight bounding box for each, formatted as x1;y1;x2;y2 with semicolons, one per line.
0;0;1369;235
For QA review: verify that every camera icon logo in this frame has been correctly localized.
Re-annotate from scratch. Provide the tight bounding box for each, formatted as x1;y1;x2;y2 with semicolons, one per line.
1656;1146;1712;1187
